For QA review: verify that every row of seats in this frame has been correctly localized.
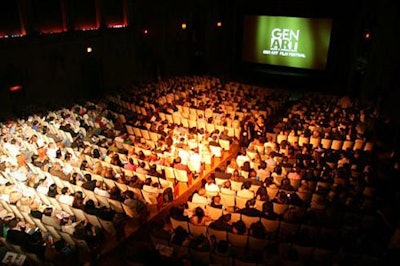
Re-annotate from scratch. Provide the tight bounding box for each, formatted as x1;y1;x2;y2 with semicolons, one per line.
266;132;374;152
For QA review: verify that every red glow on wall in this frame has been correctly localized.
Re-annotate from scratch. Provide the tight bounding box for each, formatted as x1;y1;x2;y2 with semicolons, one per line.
106;21;127;29
74;23;99;31
0;30;25;38
9;85;23;92
39;27;65;34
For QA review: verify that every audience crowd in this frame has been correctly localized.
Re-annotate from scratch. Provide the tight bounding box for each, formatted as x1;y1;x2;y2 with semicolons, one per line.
1;75;399;265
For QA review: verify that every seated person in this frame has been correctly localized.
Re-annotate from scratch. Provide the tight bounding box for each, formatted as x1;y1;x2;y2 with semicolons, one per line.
84;199;115;222
260;201;279;220
204;175;220;196
210;195;223;209
42;207;61;230
248;220;267;239
229;219;247;235
60;216;86;235
238;198;262;217
220;180;236;196
56;186;75;206
236;180;255;199
191;187;209;204
122;190;147;222
190;206;212;226
208;213;233;232
81;173;97;191
94;180;111;198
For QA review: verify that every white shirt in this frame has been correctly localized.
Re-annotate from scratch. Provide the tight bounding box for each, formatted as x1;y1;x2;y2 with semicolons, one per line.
205;183;220;194
4;142;20;157
236;154;250;168
46;146;58;159
236;189;254;200
192;193;208;204
62;163;73;176
58;194;74;206
188;152;202;173
94;187;110;198
36;185;49;195
178;149;190;166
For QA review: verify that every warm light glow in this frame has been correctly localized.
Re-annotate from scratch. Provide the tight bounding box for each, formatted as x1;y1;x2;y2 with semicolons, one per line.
87;47;93;53
181;23;187;30
74;24;100;31
143;29;148;34
364;32;371;40
217;21;222;27
9;85;23;92
107;22;128;29
39;27;65;34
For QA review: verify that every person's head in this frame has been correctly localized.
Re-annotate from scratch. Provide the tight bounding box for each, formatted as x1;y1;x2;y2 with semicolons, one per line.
174;157;182;164
92;148;100;158
71;172;78;181
245;198;256;208
95;180;103;188
85;199;95;208
84;173;92;181
43;207;53;216
206;175;215;184
110;186;121;195
249;169;257;178
232;220;247;235
144;177;152;186
242;180;252;190
222;180;231;189
61;186;69;195
198;187;206;197
212;195;221;204
74;191;83;199
80;160;88;169
242;161;251;170
48;183;57;191
281;178;290;186
124;190;134;199
194;206;205;218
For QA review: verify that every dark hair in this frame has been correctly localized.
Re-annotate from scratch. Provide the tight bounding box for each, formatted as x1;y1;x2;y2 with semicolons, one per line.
124;190;134;199
216;240;231;254
232;220;247;235
61;187;69;195
47;183;58;197
92;149;100;158
84;173;92;181
85;199;95;208
171;226;188;245
245;198;256;208
43;207;53;216
242;180;252;189
250;221;266;239
194;206;205;219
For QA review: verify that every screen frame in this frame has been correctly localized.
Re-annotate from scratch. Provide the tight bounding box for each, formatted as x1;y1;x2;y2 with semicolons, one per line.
240;15;333;71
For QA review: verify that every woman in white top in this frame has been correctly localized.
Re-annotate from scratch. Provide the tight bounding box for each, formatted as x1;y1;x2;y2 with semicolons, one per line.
93;180;110;198
60;216;85;235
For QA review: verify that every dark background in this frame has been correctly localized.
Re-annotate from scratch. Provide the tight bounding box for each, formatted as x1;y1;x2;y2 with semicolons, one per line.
0;0;399;120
